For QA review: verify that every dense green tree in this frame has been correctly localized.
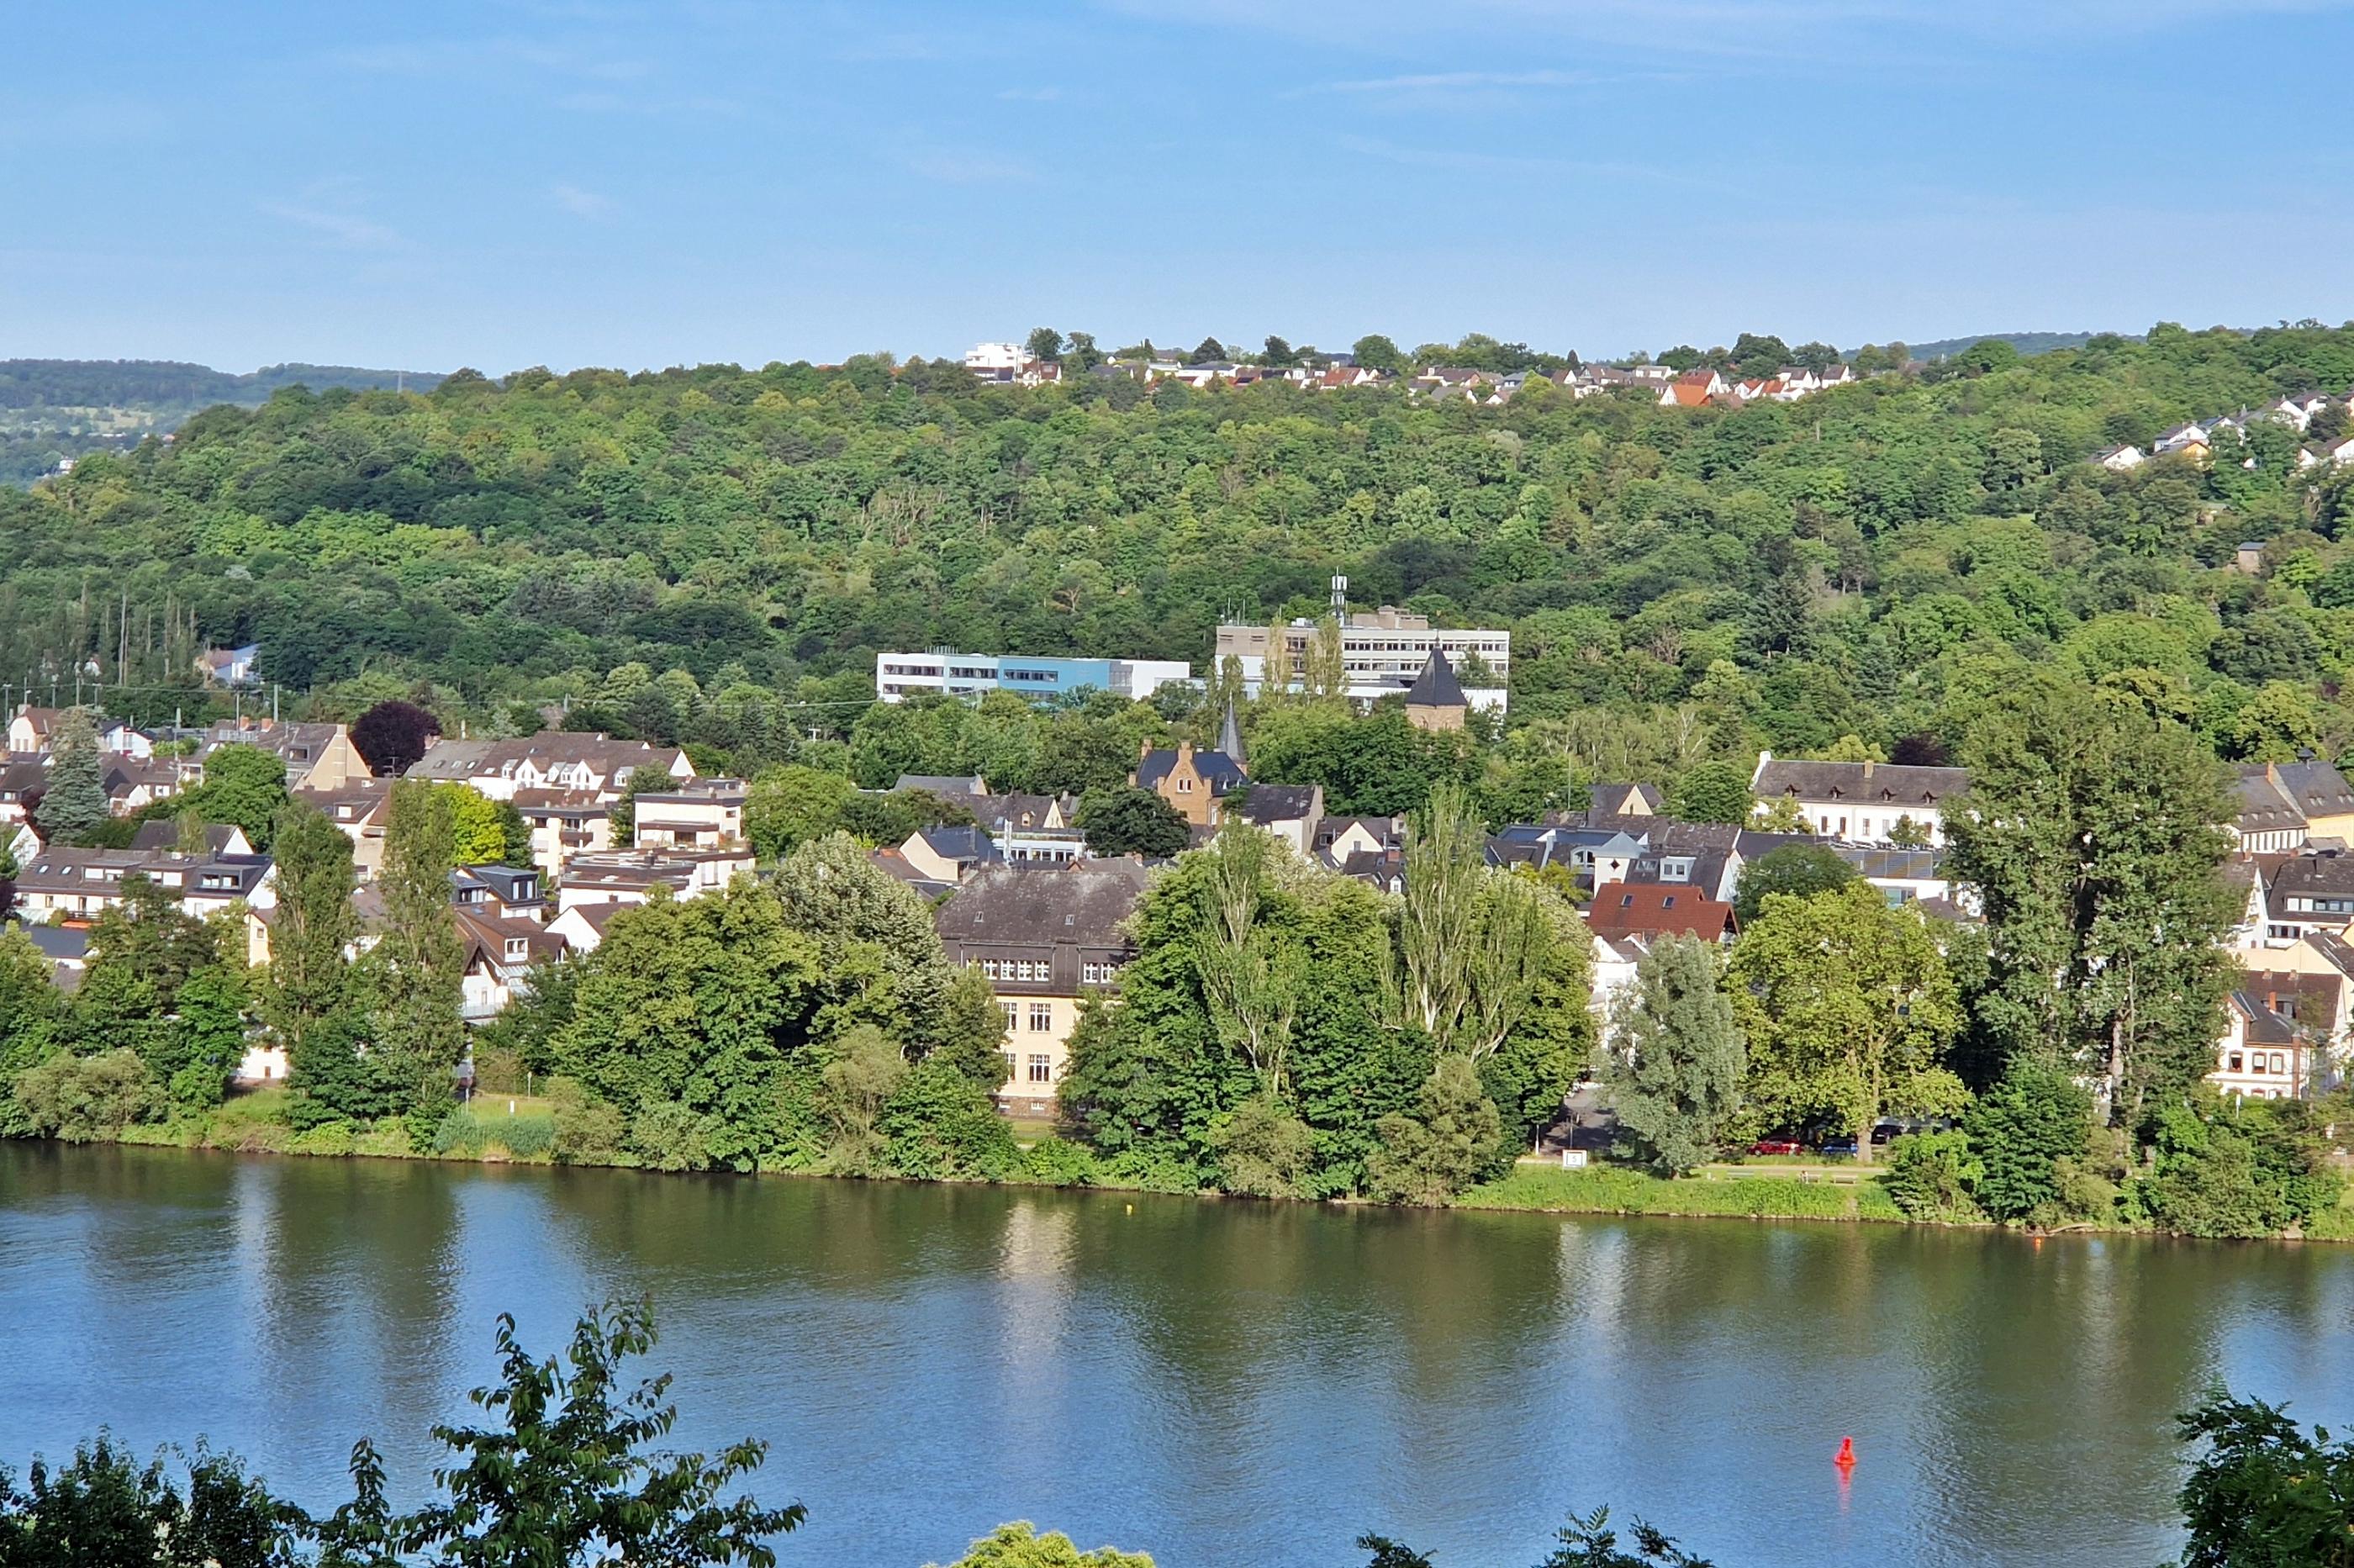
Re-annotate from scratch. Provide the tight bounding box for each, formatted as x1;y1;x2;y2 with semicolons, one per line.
11;1048;164;1141
1597;936;1745;1174
933;1522;1153;1568
744;765;857;859
1386;782;1571;1062
1944;683;2239;1127
1729;883;1965;1164
1729;843;1855;925
1364;1055;1502;1206
34;707;106;846
321;1302;803;1568
177;744;291;851
0;1435;306;1568
1964;1058;2095;1223
1350;335;1407;375
1076;787;1188;858
2175;1393;2354;1567
1666;761;1753;826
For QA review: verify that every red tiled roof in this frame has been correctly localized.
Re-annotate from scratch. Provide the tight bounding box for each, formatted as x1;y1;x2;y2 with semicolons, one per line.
1582;881;1737;942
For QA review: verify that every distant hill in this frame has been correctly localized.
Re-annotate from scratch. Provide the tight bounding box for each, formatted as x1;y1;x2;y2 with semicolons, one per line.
0;358;441;411
1901;331;2129;364
0;359;442;483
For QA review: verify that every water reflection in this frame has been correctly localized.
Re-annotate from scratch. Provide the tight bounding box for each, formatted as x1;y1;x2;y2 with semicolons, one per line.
4;1145;2351;1568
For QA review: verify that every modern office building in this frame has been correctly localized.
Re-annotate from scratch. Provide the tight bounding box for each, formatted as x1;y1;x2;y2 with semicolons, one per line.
1212;577;1510;711
874;652;1192;705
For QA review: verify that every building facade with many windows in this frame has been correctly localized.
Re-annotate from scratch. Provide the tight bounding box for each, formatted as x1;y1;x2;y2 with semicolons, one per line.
1212;580;1509;711
874;652;1192;705
933;860;1152;1117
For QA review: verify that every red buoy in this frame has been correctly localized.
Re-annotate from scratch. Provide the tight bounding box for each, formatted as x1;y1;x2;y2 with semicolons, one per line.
1834;1437;1856;1470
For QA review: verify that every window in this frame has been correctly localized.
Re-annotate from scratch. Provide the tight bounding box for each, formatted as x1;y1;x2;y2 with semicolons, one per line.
2272;1053;2288;1074
1000;1002;1018;1033
2251;1055;2268;1074
1000;1051;1015;1080
1176;777;1193;793
1083;961;1106;985
1027;1053;1052;1083
2229;1052;2244;1072
1029;1003;1053;1032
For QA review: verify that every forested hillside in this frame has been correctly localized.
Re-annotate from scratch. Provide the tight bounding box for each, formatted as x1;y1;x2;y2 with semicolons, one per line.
5;323;2353;784
0;359;438;484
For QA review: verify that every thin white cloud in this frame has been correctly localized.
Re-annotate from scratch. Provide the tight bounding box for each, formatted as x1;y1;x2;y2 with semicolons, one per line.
259;201;404;251
552;182;616;219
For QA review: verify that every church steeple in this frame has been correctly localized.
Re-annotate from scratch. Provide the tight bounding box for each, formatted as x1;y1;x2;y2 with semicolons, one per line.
1218;696;1246;769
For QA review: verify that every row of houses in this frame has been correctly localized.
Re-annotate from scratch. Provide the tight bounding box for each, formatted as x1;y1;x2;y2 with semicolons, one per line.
2098;390;2354;473
959;341;1871;406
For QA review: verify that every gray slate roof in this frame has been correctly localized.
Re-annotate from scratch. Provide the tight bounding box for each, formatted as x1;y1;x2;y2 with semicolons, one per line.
1404;649;1469;709
935;862;1153;949
1753;758;1968;806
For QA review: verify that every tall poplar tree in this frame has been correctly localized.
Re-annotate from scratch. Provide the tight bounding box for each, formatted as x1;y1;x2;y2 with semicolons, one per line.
1943;684;2238;1129
369;779;464;1126
265;802;358;1059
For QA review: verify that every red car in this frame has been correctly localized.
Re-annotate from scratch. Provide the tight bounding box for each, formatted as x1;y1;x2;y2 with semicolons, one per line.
1750;1136;1806;1156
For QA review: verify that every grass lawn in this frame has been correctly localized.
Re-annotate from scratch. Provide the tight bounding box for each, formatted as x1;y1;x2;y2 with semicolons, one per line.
467;1095;558;1121
1004;1115;1058;1147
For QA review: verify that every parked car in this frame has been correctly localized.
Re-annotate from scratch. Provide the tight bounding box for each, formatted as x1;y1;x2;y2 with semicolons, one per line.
1871;1117;1954;1145
1819;1134;1861;1158
1750;1136;1807;1156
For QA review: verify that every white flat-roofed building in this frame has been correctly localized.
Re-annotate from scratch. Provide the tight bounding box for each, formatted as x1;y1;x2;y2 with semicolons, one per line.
874;652;1191;705
1213;579;1508;713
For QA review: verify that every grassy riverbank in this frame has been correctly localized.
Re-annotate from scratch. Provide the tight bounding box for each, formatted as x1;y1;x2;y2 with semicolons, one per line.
1461;1163;1911;1223
75;1096;2354;1243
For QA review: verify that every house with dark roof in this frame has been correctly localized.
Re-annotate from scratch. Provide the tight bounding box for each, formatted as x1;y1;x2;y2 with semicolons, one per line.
1750;752;1969;846
898;823;1004;885
1588;783;1663;817
2214;990;2316;1101
2251;853;2354;948
128;821;253;858
1583;882;1737;944
1233;782;1324;856
935;861;1153;1117
201;719;369;791
1134;741;1248;828
2233;758;2354;853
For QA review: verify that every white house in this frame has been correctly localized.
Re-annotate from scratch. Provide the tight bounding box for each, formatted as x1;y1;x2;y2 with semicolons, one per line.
1750;753;1970;847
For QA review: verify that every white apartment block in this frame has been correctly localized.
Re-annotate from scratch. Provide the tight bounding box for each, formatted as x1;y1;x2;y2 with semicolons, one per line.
1213;580;1509;712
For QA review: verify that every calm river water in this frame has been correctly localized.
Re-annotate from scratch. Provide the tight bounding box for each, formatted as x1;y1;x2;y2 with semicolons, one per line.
4;1144;2351;1567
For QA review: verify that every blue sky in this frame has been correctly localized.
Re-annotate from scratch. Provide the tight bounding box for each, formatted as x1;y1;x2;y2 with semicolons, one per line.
4;1;2350;372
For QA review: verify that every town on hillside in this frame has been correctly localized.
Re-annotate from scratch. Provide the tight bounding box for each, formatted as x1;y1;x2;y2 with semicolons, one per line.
3;623;2341;1125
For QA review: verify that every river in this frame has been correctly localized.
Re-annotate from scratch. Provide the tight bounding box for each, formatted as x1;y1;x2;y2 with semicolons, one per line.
3;1144;2350;1567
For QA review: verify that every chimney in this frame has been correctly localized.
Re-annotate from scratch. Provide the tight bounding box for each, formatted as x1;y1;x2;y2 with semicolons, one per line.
1862;759;1874;779
2267;760;2280;786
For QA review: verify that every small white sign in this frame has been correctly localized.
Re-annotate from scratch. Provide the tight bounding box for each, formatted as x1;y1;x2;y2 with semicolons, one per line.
1560;1149;1588;1169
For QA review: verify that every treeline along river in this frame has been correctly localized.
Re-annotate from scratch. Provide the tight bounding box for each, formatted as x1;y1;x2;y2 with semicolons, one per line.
3;1143;2351;1566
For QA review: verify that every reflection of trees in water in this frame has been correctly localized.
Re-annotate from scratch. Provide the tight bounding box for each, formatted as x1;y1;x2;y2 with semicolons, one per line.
252;1152;467;1497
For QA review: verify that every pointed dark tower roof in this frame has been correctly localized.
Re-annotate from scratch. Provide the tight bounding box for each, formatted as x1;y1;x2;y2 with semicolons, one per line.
1405;648;1468;709
1218;698;1247;769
